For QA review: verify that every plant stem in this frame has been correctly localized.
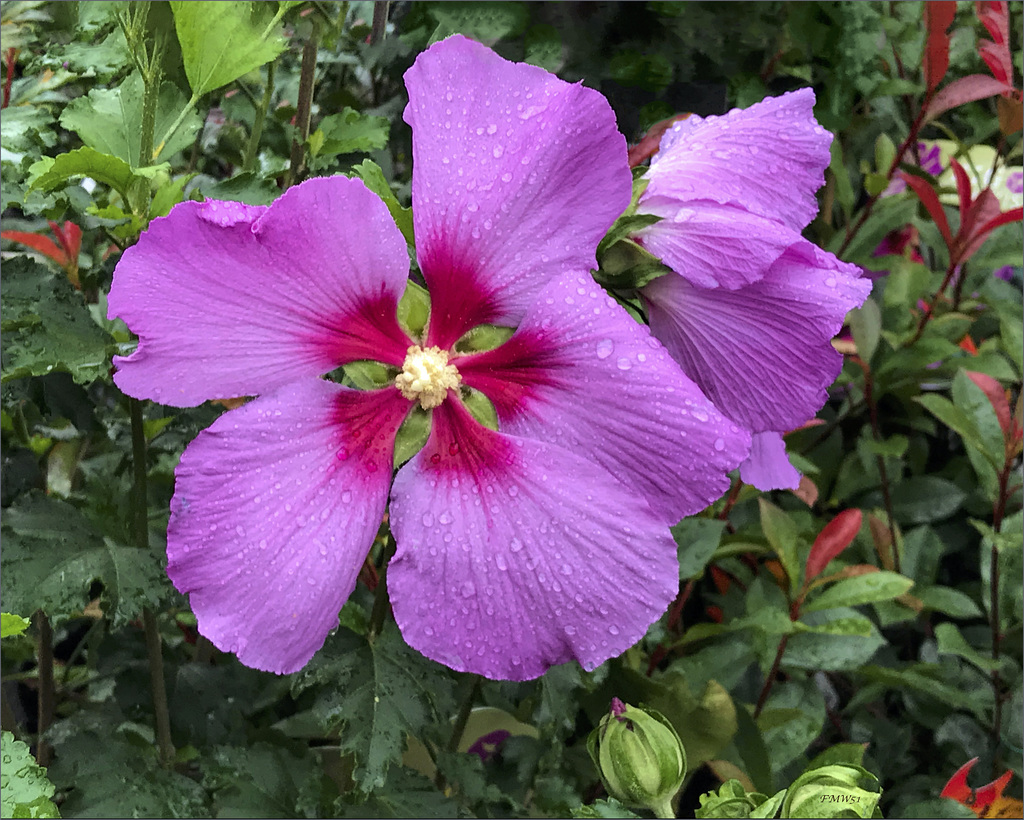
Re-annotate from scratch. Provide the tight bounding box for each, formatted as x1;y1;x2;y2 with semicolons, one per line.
367;535;397;640
858;358;901;573
243;62;275;173
35;612;54;766
651;796;676;819
284;21;320;189
988;453;1013;775
153;95;199;164
909;257;959;344
129;399;175;767
371;1;390;45
753;633;790;719
434;674;481;790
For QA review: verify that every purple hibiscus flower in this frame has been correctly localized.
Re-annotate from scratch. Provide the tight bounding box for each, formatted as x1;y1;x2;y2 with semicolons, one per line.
108;36;749;680
629;90;871;491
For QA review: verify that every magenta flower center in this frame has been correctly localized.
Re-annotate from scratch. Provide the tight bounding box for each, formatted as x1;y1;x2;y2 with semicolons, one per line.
394;344;462;409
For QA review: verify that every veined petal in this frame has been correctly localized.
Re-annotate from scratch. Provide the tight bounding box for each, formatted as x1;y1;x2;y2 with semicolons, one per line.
642;240;870;433
404;35;631;348
167;380;410;674
458;273;748;523
388;400;678;681
635;197;798;289
644;89;831;232
740;430;801;491
109;177;412;407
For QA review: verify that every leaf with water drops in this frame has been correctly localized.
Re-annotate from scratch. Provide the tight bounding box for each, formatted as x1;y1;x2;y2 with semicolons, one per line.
1;257;113;385
290;622;457;792
0;492;171;627
1;731;60;819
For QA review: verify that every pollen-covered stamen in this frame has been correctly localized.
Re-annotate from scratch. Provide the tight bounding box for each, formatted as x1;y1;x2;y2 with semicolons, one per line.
395;345;461;410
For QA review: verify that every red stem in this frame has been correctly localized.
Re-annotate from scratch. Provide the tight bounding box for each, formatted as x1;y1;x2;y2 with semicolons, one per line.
2;48;17;109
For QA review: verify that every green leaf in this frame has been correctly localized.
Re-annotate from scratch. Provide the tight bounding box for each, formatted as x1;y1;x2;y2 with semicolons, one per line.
47;709;208;818
915;585;983;618
290;623;456;791
1;613;30;639
352;160;414;247
935;622;1000;672
828;139;855;220
951;369;1007;470
805;743;867;771
59;72;202;166
572;798;642;818
857;664;986;718
27;146;169;205
757;678;825;775
309;108;389;158
0;492;171;626
1;731;60;819
802;571;913;614
426;1;530;45
170;1;287;97
758;499;801;596
337;766;461;818
914;393;1001;469
0;257;113;385
848;297;881;363
673;518;727;580
780;608;887;672
888;477;966;525
202;743;322;818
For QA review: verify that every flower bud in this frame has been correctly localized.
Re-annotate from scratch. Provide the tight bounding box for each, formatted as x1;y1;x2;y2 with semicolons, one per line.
587;698;687;818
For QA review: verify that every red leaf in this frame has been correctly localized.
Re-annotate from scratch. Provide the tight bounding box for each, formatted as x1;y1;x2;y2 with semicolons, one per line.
976;2;1014;87
924;1;958;93
966;370;1013;436
959;200;1022;262
925;74;1015;121
901;172;954;251
0;230;69;266
806;509;863;581
48;220;82;264
950;158;973;223
627;113;691;168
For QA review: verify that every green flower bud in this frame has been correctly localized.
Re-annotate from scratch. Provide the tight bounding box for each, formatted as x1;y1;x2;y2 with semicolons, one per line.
587;698;687;818
781;764;881;819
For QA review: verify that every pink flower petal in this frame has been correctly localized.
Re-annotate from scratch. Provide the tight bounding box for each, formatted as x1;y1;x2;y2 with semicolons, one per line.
167;380;410;674
635;196;798;289
457;273;749;523
388;400;678;681
404;35;631;349
109;177;412;407
643;240;870;433
644;89;831;232
740;431;801;491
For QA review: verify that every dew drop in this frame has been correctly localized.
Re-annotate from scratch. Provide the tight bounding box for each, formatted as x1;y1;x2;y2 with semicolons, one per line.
596;339;614;359
714;438;725;451
616;357;632;371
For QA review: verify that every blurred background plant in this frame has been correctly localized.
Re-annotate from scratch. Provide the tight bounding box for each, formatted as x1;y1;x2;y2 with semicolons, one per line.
1;2;1021;817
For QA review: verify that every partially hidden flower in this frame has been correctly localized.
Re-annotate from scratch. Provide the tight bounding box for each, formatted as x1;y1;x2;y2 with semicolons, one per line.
108;36;749;680
628;90;871;491
941;758;1020;818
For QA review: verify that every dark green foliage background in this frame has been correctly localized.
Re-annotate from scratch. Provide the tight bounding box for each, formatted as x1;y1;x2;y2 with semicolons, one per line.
1;1;1021;818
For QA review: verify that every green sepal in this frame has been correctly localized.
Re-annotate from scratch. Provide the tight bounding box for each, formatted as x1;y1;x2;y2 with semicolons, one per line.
343;360;393;391
453;323;515;354
397;280;430;340
594;237;672;291
461;388;499;432
393;405;429;469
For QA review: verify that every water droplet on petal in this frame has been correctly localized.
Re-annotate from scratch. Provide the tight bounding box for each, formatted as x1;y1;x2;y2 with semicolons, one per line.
596;339;614;359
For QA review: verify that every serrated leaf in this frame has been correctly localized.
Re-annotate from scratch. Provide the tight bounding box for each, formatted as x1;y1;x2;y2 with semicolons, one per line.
170;1;288;97
47;709;208;818
0;492;170;626
310;108;390;157
1;731;60;819
202;743;322;818
427;1;530;45
1;612;31;638
59;72;202;166
802;570;913;614
291;623;456;791
337;766;460;818
27;146;169;207
0;257;113;384
351;160;414;246
572;798;643;818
